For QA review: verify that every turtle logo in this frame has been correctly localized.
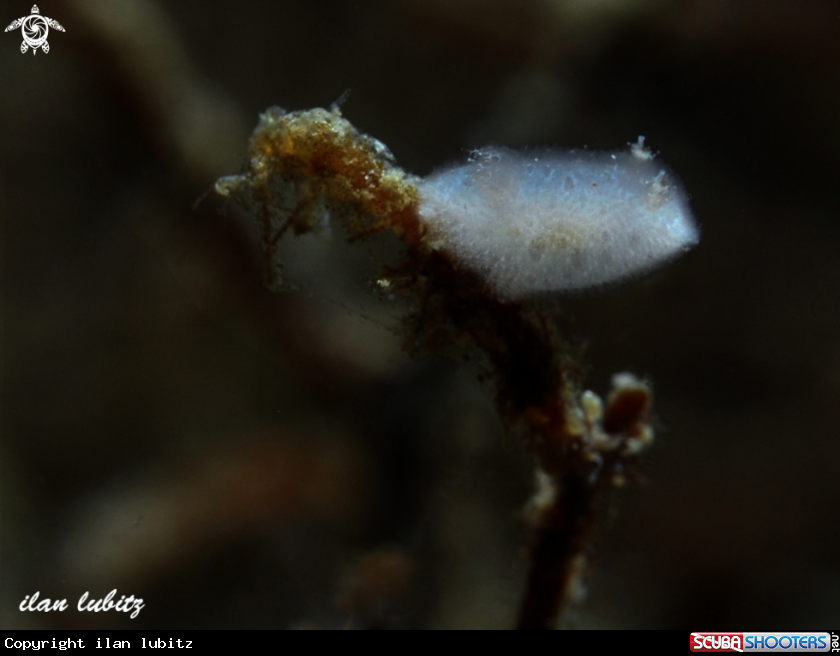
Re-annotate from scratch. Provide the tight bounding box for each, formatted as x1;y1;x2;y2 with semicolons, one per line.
5;5;64;55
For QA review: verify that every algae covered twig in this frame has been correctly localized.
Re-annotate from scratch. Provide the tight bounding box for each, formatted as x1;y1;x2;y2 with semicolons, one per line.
216;104;695;628
215;105;423;290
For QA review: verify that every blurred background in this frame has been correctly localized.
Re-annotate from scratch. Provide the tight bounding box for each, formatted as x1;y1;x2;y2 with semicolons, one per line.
2;0;840;629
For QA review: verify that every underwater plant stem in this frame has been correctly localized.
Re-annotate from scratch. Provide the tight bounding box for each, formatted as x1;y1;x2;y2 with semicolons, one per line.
217;106;657;630
516;473;594;630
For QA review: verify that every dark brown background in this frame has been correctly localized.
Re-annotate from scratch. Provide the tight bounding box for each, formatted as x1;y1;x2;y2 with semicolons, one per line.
2;0;839;629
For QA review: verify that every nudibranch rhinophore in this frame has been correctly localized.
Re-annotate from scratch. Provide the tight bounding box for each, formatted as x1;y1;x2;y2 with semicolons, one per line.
417;138;698;298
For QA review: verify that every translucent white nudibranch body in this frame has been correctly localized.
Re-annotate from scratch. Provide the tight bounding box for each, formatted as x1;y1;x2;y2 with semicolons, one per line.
416;139;698;298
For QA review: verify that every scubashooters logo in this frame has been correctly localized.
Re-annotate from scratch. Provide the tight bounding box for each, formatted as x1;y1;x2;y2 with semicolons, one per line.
4;5;64;54
691;632;831;652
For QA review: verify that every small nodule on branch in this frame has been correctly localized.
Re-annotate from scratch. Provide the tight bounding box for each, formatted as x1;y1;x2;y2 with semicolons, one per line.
216;106;693;629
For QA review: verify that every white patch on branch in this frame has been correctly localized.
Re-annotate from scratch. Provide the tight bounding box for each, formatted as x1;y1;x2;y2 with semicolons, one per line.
417;141;698;298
